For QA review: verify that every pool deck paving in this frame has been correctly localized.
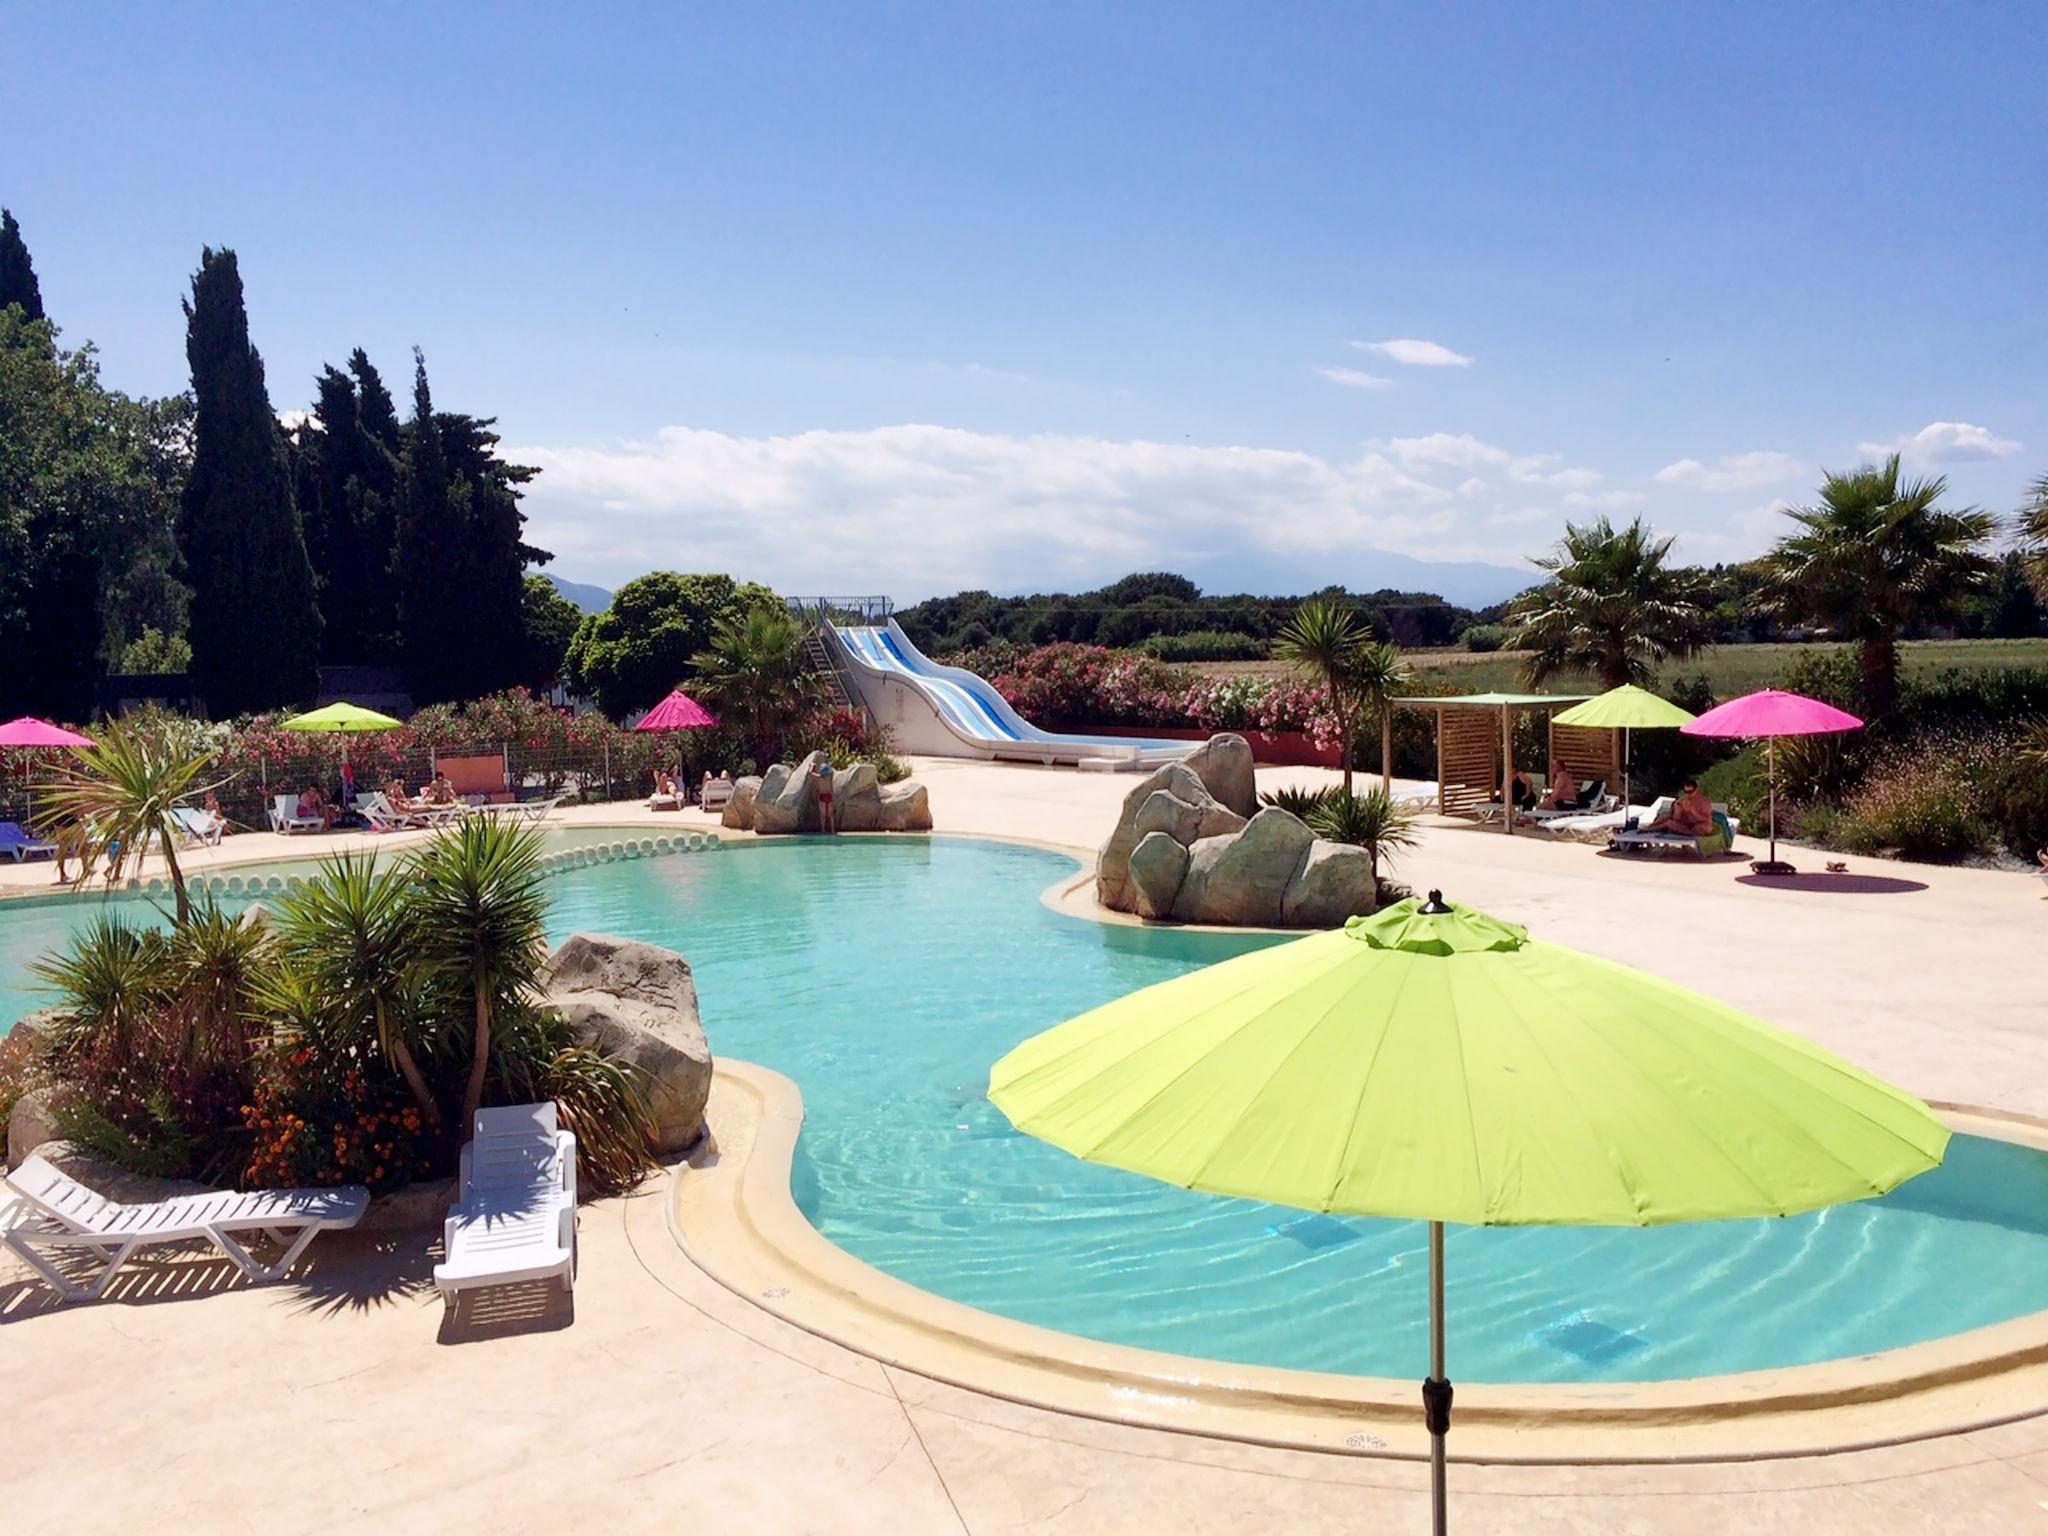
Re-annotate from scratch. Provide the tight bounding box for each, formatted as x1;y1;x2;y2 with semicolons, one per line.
6;754;2048;1532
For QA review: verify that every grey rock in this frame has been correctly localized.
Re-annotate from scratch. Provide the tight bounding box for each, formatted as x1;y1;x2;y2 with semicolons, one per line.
8;1008;59;1054
541;932;713;1154
1172;808;1315;926
1126;831;1191;920
1183;732;1258;819
833;762;883;830
1096;761;1242;908
1280;840;1379;928
6;1086;61;1169
721;776;762;830
876;780;932;831
236;904;272;934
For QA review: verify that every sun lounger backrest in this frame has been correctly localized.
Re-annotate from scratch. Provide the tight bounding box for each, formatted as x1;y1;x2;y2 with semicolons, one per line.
10;1156;123;1232
473;1102;557;1140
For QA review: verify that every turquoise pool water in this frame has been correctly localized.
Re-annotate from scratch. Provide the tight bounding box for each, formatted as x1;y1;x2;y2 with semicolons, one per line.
6;836;2047;1384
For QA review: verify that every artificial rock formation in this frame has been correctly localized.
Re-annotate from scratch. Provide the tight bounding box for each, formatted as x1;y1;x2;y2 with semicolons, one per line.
540;932;713;1154
1095;732;1379;929
721;749;931;834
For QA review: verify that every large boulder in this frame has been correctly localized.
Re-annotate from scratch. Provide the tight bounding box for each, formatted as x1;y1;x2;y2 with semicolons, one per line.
1097;762;1246;908
6;1085;61;1169
1182;733;1258;819
833;762;884;830
721;775;762;830
1172;808;1316;926
876;780;932;831
1126;831;1191;920
751;755;822;835
540;933;713;1155
1280;840;1379;927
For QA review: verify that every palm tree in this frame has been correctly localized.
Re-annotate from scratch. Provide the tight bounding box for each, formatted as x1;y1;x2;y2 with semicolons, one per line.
273;851;443;1130
408;818;550;1138
1275;597;1369;794
38;716;224;924
1763;455;1995;717
1347;641;1412;792
2018;473;2048;599
1507;517;1708;689
689;604;826;767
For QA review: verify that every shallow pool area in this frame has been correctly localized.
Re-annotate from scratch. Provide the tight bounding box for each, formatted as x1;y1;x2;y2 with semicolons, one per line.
6;833;2048;1385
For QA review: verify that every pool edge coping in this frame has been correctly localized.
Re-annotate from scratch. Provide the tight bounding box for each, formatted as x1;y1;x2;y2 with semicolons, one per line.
669;1059;2048;1466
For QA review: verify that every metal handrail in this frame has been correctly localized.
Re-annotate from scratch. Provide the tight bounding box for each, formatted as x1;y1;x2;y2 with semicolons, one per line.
784;595;894;625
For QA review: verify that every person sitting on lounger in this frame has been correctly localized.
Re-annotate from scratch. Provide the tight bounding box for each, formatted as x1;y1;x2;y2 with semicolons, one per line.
1645;779;1714;837
296;783;334;831
425;773;457;806
1539;759;1581;812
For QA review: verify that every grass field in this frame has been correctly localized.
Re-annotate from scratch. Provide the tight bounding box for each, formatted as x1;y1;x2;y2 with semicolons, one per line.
1185;638;2048;696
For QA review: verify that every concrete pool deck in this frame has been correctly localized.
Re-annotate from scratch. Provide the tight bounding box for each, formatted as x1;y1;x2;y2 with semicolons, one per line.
6;754;2048;1531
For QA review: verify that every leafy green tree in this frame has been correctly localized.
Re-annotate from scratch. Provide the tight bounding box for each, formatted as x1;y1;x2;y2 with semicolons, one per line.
521;574;583;689
1275;597;1370;794
1763;455;1995;716
179;248;321;715
0;310;191;718
0;208;43;320
394;349;546;701
568;571;781;718
292;353;402;662
1507;516;1709;689
688;603;826;765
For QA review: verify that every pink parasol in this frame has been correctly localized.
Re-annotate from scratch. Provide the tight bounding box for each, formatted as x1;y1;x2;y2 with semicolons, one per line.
634;691;720;732
1680;690;1864;875
0;716;94;748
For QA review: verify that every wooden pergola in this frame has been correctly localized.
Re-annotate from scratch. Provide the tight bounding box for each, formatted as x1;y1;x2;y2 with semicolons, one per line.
1397;692;1605;835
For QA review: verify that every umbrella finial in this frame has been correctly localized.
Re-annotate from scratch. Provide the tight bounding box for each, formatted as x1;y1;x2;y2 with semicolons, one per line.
1418;889;1451;914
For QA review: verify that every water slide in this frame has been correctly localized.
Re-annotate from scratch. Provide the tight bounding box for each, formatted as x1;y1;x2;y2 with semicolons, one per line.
826;621;1194;768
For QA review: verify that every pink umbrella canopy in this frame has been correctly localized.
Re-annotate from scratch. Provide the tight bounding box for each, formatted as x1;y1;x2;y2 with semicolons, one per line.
634;690;720;731
0;716;94;748
1680;689;1863;739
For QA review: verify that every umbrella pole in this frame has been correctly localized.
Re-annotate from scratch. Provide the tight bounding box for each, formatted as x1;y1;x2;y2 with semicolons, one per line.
1426;1219;1451;1535
1752;736;1795;876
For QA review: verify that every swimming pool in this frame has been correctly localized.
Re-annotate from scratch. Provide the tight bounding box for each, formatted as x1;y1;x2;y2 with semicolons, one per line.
6;835;2046;1384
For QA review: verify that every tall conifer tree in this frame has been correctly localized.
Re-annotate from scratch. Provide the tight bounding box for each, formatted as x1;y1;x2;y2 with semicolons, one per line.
0;209;44;320
395;349;462;701
178;247;321;714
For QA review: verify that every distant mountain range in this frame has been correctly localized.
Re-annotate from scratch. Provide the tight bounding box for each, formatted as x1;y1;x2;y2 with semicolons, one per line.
543;574;614;614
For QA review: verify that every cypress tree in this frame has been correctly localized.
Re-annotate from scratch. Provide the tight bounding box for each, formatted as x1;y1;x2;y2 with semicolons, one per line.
395;349;462;702
298;357;403;663
0;209;44;320
178;247;322;715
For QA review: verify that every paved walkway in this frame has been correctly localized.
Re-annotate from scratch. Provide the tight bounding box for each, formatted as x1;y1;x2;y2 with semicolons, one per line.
5;755;2048;1532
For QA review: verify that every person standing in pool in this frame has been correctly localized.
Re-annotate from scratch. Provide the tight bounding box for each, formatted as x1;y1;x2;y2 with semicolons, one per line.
811;757;836;834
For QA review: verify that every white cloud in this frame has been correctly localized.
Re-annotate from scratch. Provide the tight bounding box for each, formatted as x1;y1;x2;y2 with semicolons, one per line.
1353;338;1474;368
1486;507;1553;526
1456;477;1488;500
1674;499;1797;564
1857;421;2022;464
511;422;1542;596
1505;453;1602;490
1562;489;1640;510
1653;450;1805;492
1316;366;1394;390
1376;432;1510;471
277;409;312;431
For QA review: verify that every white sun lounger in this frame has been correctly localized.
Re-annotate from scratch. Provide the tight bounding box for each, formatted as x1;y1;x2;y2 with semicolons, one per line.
700;777;735;812
1;1154;369;1303
268;793;326;834
433;1102;577;1302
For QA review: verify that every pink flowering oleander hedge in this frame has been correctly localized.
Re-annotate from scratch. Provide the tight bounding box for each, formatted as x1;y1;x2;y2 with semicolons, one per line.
954;643;1348;751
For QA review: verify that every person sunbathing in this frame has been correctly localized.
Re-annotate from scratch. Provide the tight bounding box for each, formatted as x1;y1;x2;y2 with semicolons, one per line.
296;783;335;830
1645;780;1715;837
425;773;457;806
1539;759;1581;811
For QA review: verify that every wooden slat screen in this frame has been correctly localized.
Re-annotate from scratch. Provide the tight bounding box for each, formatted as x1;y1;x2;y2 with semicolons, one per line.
1437;707;1500;817
1548;723;1619;796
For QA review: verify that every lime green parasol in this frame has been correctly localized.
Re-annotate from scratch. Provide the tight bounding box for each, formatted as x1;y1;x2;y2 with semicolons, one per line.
281;702;405;733
1551;684;1696;809
989;894;1946;1533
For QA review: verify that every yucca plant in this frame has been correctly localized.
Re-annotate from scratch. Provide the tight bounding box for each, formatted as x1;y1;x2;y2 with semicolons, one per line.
158;900;275;1074
1276;597;1370;794
493;1005;655;1195
1306;787;1419;884
31;914;172;1059
38;715;226;924
408;817;550;1137
271;851;444;1129
1258;785;1336;819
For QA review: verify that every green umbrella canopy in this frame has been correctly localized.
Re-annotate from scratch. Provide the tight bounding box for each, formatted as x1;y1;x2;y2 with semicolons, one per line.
1551;684;1695;730
988;898;1947;1228
281;702;404;733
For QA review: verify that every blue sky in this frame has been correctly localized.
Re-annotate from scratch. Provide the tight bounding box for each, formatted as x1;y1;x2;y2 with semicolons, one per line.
6;2;2043;604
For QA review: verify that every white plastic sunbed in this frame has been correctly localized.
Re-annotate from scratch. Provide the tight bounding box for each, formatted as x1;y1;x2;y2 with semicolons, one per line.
700;777;735;812
267;793;326;834
433;1102;577;1302
0;1154;369;1303
170;805;225;847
